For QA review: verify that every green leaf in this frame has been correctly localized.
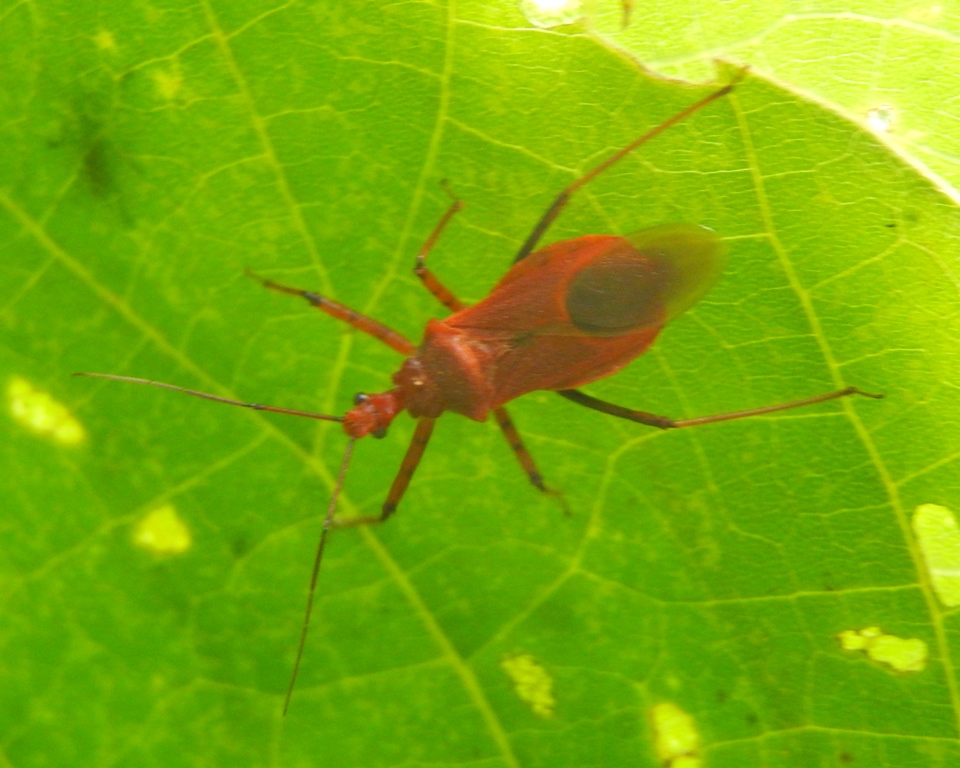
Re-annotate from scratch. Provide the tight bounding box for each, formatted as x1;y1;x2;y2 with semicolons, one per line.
592;0;960;197
3;1;959;767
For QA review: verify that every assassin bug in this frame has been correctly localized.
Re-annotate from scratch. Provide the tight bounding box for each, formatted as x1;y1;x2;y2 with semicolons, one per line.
77;69;881;712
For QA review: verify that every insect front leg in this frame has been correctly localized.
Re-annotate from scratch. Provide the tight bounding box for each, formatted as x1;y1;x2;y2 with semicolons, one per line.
335;417;436;527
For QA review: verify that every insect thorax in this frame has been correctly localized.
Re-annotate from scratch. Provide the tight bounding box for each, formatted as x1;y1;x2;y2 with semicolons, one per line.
393;319;496;422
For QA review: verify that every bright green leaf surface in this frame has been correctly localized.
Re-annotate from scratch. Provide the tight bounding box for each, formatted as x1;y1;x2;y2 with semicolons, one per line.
3;2;960;767
592;0;960;198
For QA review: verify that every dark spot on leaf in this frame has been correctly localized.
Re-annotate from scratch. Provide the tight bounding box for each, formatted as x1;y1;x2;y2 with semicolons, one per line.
231;536;250;558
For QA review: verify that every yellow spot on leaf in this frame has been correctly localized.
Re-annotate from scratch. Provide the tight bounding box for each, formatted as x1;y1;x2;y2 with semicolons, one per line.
8;376;86;446
501;653;555;717
650;702;701;768
152;69;183;101
518;0;582;28
838;627;927;672
134;505;192;556
92;30;117;51
913;503;960;606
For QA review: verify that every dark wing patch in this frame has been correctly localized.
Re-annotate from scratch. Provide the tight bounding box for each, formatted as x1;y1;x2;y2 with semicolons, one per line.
565;224;725;336
566;247;671;334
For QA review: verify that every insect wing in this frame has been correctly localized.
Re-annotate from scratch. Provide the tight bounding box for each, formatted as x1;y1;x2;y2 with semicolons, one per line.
447;235;646;338
624;223;725;325
448;225;724;340
564;223;723;334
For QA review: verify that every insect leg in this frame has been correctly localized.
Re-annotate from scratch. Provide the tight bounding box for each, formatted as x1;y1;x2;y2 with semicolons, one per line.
414;181;466;313
409;189;562;499
335;416;437;526
492;407;546;490
557;386;883;429
410;273;558;498
512;69;747;265
247;270;416;355
493;407;569;513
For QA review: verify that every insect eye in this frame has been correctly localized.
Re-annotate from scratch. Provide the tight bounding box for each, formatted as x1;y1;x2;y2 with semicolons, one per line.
353;392;369;405
372;427;388;439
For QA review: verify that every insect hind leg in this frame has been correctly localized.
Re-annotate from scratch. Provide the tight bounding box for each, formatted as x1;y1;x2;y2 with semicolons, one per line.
557;385;883;429
511;68;748;265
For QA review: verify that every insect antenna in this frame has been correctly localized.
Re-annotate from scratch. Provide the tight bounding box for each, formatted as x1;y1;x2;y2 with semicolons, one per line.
284;437;355;715
75;370;355;713
73;372;343;423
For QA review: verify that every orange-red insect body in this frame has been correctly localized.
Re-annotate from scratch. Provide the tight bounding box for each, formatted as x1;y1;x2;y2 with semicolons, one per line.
345;226;721;436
